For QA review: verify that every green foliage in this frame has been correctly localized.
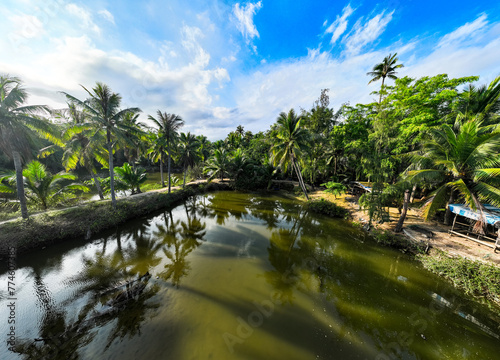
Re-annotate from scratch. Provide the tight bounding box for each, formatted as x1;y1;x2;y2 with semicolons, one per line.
0;160;89;209
321;181;347;198
114;162;147;194
358;183;390;225
407;116;500;221
204;148;230;181
307;199;349;218
418;251;500;305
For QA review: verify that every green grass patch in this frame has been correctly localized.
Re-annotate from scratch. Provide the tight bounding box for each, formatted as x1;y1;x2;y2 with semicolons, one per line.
417;251;500;306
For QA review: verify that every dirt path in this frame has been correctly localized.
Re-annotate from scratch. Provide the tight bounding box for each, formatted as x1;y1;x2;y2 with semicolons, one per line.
310;191;500;267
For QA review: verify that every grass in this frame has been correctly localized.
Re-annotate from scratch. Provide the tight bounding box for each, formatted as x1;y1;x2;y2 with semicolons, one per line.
417;251;500;306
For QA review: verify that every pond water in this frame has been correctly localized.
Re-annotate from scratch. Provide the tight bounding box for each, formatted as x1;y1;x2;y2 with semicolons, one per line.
1;192;499;359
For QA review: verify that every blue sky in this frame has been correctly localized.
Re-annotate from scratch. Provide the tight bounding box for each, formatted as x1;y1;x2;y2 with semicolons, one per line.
1;0;499;140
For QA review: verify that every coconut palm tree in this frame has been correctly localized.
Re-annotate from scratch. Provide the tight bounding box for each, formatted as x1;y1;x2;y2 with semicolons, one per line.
41;103;107;200
407;115;500;228
148;111;184;193
0;160;89;209
454;75;500;124
196;135;211;163
178;132;200;187
63;83;141;208
205;148;230;181
270;109;310;200
0;75;50;218
367;53;404;103
118;110;147;169
146;131;167;187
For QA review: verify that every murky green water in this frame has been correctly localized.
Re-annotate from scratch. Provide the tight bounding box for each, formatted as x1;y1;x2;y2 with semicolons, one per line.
1;192;499;359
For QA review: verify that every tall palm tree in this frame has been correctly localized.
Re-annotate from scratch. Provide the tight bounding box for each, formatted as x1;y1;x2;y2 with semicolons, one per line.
146;131;167;187
270;109;310;200
63;82;141;208
41;103;107;199
178;132;200;187
148;111;184;193
367;53;404;103
0;75;50;218
408;116;500;227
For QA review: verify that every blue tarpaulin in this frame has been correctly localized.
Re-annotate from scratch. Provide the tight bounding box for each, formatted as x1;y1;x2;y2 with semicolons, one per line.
448;204;500;227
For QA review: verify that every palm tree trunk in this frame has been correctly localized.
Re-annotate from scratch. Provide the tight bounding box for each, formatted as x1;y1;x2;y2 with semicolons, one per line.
378;77;385;104
107;132;116;209
409;184;417;203
183;164;187;188
160;153;165;188
88;167;104;200
395;190;410;232
444;190;455;225
12;151;29;219
167;142;171;193
291;157;309;200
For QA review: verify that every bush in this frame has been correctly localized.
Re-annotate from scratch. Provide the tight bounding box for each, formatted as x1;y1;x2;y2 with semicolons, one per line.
308;199;349;218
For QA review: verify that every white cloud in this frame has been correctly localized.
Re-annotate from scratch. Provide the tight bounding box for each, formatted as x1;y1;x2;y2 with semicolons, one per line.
342;10;394;55
8;13;44;39
1;1;499;141
98;9;115;25
437;14;488;48
406;20;500;81
233;1;262;41
325;4;354;45
65;3;100;34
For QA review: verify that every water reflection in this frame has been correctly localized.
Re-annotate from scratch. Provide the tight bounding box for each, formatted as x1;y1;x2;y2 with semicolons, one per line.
2;191;500;360
155;205;207;288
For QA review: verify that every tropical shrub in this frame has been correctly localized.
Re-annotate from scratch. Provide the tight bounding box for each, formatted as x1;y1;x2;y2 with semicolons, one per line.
114;163;147;195
308;199;349;218
0;160;89;209
321;181;347;198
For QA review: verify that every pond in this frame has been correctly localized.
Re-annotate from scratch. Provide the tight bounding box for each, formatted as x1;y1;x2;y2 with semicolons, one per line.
1;191;499;359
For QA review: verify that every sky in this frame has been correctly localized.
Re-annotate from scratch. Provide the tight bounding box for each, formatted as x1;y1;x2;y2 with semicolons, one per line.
1;0;500;140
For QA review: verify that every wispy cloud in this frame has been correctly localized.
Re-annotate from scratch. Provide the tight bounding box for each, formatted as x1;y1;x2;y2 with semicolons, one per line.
342;10;394;55
437;14;488;48
65;3;100;35
324;4;355;45
233;1;262;43
98;9;115;25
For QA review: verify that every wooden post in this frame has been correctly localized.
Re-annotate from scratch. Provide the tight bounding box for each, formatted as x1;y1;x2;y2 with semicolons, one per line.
395;189;410;233
495;228;500;253
450;213;458;232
